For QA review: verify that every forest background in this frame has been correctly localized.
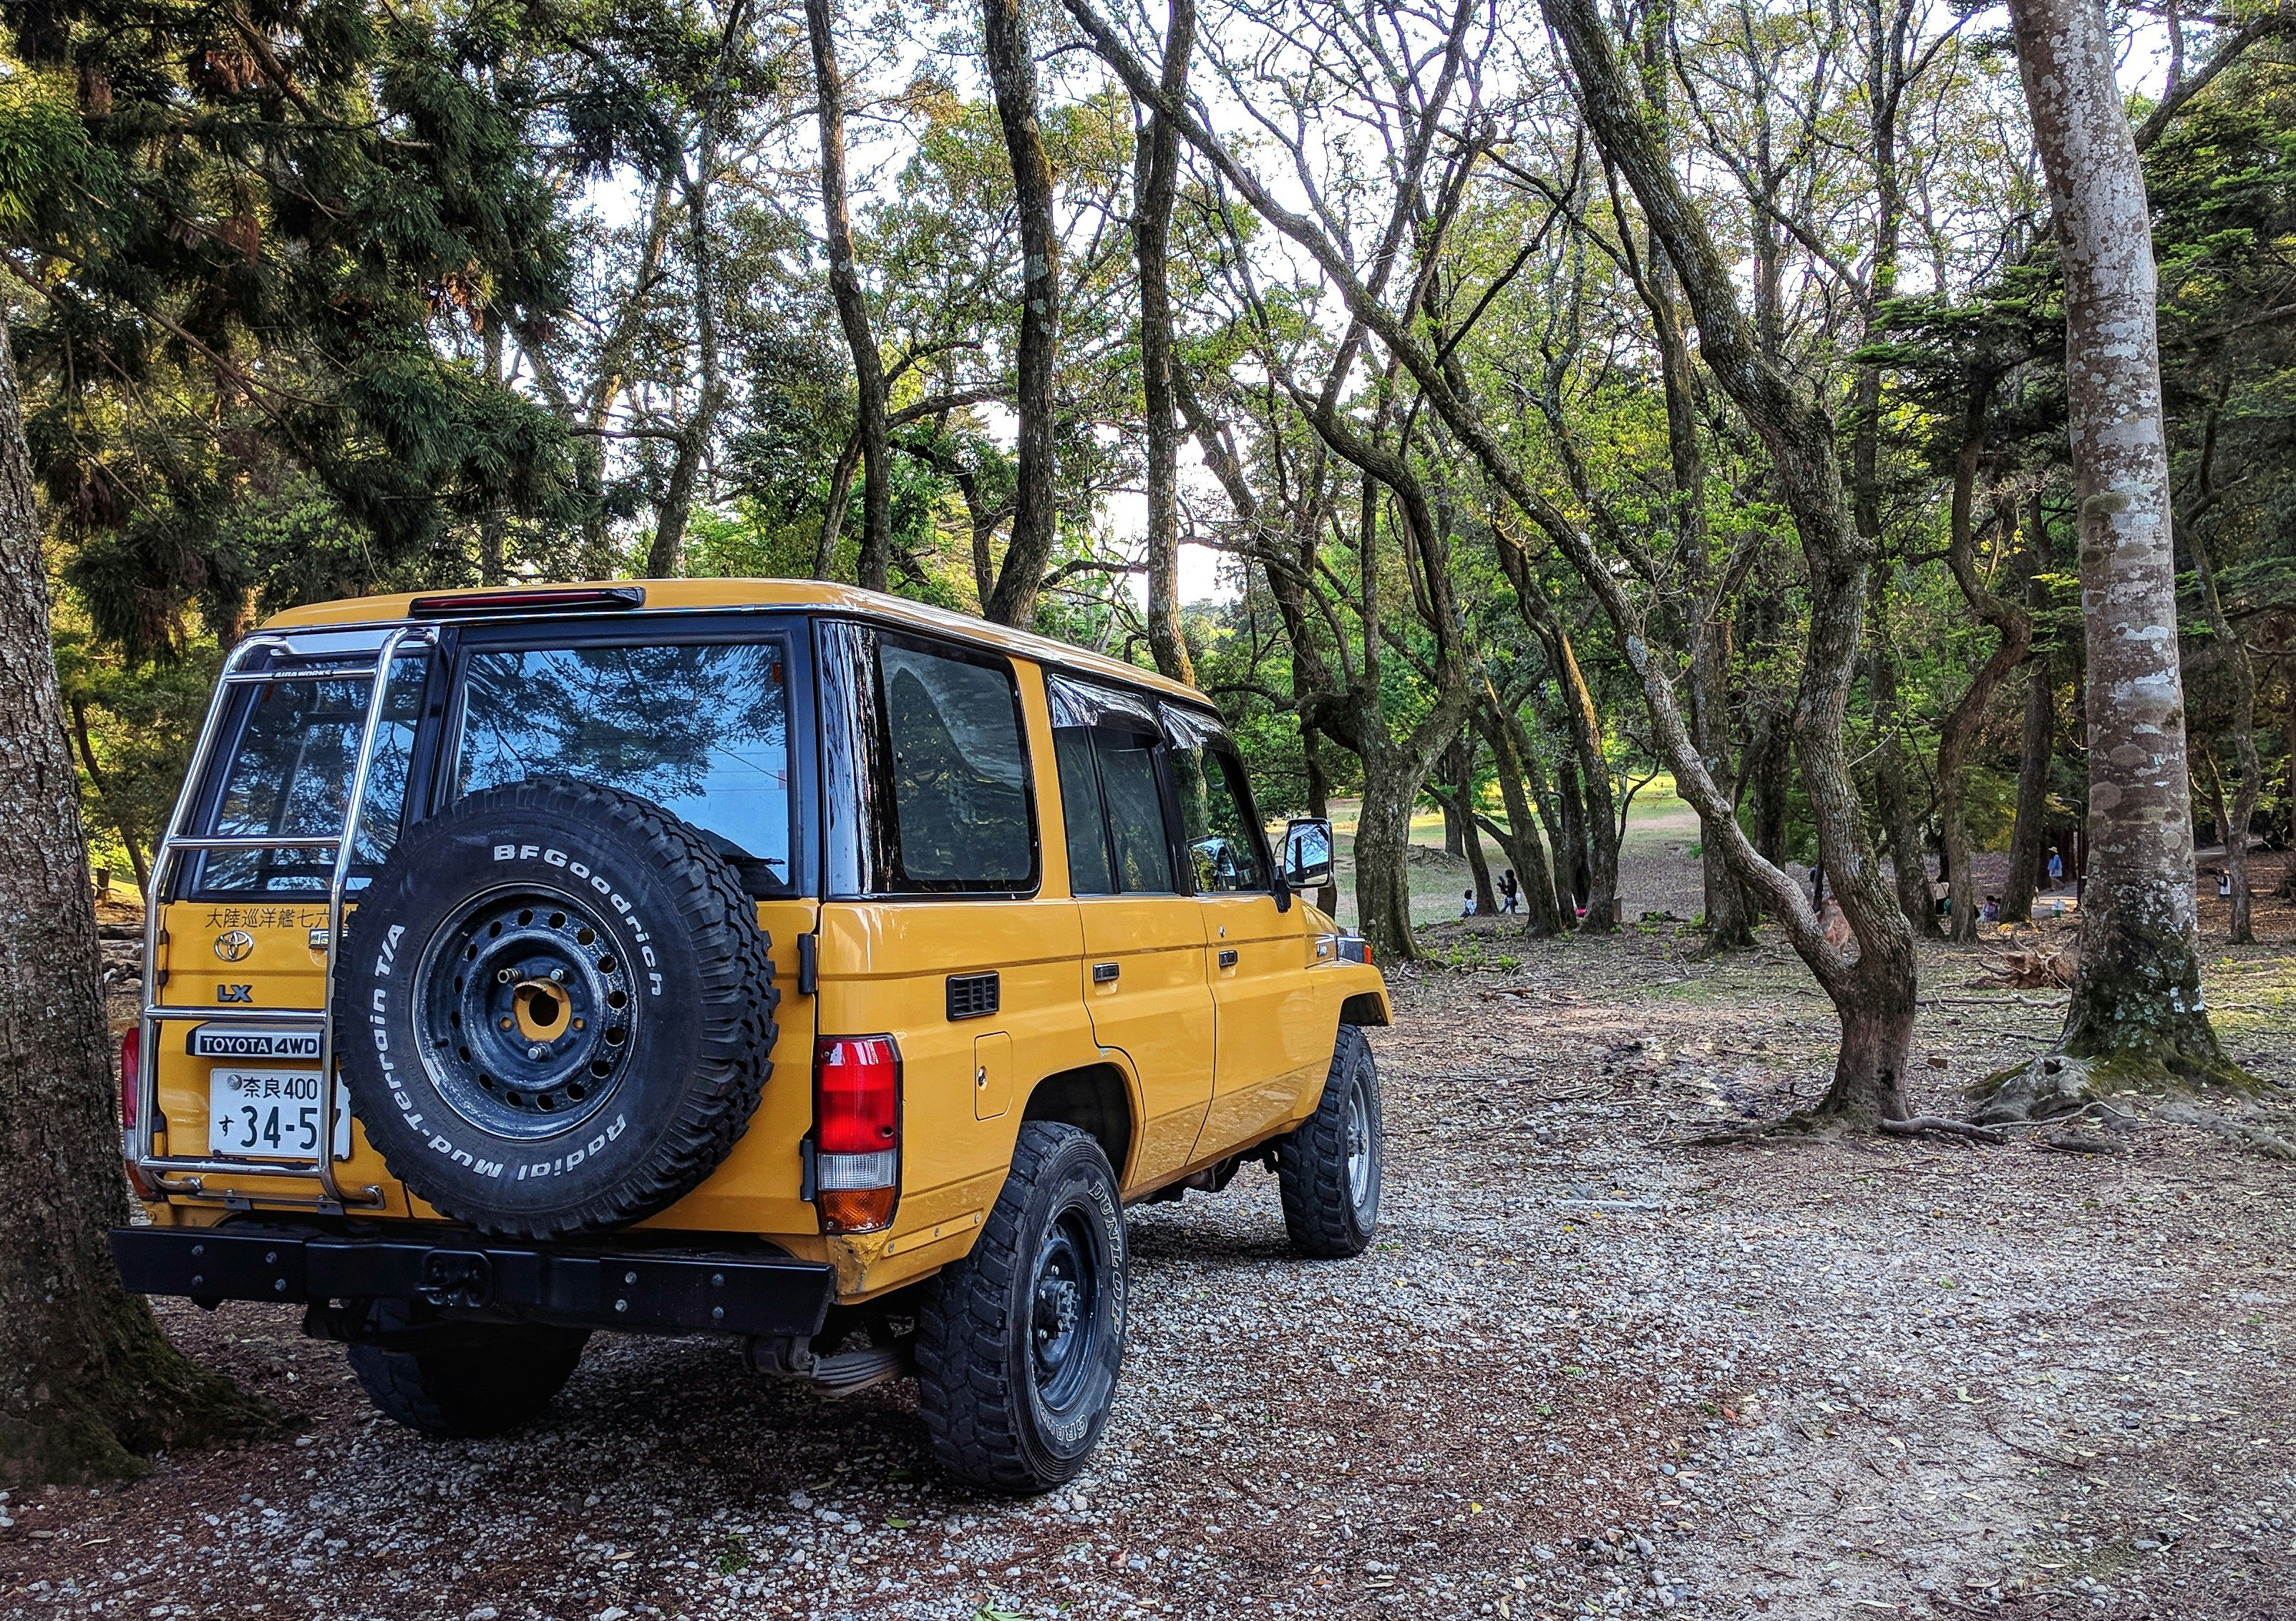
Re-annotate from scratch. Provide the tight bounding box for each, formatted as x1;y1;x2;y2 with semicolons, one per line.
6;0;2293;1087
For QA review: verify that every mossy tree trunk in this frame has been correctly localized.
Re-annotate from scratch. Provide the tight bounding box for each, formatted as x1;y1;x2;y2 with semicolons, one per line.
2007;0;2234;1084
0;323;269;1484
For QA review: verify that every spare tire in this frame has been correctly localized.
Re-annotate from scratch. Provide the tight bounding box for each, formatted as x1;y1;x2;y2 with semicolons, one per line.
338;779;777;1237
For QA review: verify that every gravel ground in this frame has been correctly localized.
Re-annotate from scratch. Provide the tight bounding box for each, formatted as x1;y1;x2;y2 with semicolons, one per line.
11;908;2296;1621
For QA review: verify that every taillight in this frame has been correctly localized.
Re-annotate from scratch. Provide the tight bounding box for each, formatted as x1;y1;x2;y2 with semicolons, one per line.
814;1036;900;1233
118;1026;141;1132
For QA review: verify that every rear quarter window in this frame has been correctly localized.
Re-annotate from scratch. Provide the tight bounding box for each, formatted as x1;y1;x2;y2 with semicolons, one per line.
872;638;1037;893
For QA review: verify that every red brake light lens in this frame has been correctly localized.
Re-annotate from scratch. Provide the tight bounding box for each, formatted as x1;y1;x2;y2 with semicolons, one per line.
816;1036;898;1153
814;1036;900;1234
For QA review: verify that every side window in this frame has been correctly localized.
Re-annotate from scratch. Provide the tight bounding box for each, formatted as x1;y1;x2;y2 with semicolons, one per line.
876;640;1036;891
1054;727;1117;897
1091;728;1178;894
1167;715;1268;893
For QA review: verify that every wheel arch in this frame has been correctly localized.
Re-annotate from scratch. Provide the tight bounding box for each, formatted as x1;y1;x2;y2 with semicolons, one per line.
1018;1061;1136;1183
1340;990;1391;1027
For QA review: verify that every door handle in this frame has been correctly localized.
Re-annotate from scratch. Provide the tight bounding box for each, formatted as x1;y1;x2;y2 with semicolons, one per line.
1217;948;1239;969
1092;962;1119;984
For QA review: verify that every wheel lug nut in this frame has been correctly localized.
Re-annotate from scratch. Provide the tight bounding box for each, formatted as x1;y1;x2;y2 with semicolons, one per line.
497;968;515;983
550;968;565;982
528;1045;545;1061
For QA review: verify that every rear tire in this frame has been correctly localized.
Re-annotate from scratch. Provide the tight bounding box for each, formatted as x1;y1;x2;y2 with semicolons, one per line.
916;1122;1127;1493
1279;1025;1381;1257
346;1306;589;1438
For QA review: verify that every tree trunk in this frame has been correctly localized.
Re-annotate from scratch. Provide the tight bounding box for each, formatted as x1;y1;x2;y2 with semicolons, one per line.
1351;749;1420;962
983;0;1062;628
2002;575;2056;925
1870;568;1941;938
2008;0;2232;1081
479;321;507;586
1474;693;1565;935
1937;461;2034;943
1556;752;1590;916
1515;583;1617;928
2186;500;2258;945
0;323;268;1483
1538;0;1921;1124
1134;0;1195;683
806;0;892;593
646;83;731;581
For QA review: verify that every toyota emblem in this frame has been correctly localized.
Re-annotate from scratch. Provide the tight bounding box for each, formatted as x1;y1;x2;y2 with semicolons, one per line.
214;929;255;963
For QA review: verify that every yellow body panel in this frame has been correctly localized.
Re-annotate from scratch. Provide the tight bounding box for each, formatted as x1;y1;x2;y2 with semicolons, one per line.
142;585;1391;1302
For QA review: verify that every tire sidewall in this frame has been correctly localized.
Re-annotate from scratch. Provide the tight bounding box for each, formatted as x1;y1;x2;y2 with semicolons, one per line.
1341;1037;1382;1243
344;791;728;1229
1006;1134;1128;1472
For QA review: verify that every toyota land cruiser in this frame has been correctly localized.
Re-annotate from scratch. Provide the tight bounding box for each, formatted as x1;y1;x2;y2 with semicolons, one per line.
109;580;1390;1491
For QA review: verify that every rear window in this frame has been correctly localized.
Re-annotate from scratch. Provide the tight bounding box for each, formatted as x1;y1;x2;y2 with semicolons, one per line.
451;641;793;892
188;654;425;897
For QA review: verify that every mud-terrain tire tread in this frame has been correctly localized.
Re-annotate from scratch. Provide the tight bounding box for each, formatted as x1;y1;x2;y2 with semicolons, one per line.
339;779;778;1239
346;1324;588;1438
1278;1024;1380;1258
915;1122;1125;1494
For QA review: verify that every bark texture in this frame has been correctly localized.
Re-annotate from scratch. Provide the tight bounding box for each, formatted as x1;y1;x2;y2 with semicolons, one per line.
983;0;1062;628
2000;0;2230;1091
0;325;268;1483
1134;0;1196;684
805;0;893;592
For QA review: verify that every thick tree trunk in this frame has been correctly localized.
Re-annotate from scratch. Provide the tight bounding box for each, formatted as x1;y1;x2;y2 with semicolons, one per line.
1539;0;1922;1124
983;0;1062;628
1134;0;1195;683
1351;752;1421;962
806;0;892;593
0;325;267;1482
1556;752;1590;915
2007;0;2231;1084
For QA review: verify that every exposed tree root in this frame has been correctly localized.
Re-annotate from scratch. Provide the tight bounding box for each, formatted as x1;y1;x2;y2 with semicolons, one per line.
1683;1110;2005;1148
1970;1046;2260;1126
2155;1100;2296;1162
1877;1115;2006;1146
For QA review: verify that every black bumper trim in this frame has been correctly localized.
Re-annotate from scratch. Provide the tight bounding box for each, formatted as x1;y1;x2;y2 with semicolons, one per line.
110;1225;836;1339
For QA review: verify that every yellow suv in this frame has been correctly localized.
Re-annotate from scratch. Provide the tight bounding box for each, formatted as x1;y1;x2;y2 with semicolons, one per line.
110;581;1389;1491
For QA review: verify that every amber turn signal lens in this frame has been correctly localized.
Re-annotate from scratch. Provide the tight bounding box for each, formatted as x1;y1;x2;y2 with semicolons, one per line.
817;1187;898;1235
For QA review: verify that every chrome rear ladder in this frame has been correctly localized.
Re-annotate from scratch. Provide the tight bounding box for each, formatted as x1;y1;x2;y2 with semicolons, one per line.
129;625;432;1211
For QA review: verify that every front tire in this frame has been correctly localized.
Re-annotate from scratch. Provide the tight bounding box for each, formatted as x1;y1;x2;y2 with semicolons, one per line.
1279;1025;1382;1257
916;1122;1127;1493
345;1307;589;1438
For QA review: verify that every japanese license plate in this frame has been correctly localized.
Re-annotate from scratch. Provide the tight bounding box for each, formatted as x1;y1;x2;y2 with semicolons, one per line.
204;1069;351;1162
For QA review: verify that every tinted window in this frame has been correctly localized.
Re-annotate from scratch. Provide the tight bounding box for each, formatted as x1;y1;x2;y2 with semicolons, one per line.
1054;727;1116;896
1094;729;1176;894
877;643;1034;890
1172;741;1267;892
191;654;424;896
454;641;791;890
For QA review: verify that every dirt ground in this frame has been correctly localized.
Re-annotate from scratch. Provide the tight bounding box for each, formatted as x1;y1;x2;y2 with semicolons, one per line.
12;846;2296;1621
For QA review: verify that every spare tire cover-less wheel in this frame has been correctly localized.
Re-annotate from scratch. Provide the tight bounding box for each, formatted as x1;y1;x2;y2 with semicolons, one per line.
338;779;778;1237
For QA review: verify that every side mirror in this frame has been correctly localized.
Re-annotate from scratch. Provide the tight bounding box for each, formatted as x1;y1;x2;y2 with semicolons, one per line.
1283;818;1335;892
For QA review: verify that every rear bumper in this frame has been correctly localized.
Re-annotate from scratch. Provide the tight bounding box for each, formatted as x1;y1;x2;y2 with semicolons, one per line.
110;1223;837;1340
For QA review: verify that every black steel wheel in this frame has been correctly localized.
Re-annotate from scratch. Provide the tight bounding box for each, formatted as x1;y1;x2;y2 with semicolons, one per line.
916;1122;1127;1493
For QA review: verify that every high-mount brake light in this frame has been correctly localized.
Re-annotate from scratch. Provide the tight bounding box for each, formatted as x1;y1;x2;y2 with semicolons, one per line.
813;1035;900;1234
408;586;646;618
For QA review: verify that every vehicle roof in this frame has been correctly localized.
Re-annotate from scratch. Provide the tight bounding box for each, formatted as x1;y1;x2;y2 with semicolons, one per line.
261;578;1209;706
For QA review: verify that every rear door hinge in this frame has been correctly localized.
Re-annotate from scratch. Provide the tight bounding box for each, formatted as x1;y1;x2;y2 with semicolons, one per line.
796;932;818;998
